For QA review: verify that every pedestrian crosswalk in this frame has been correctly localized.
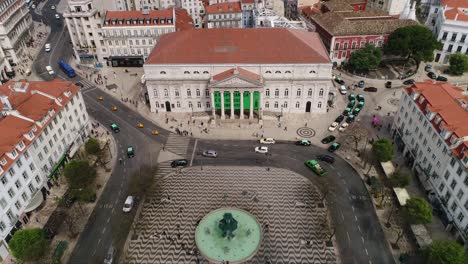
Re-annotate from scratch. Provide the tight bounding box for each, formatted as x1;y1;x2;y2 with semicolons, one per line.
164;134;190;157
155;162;173;178
77;79;96;91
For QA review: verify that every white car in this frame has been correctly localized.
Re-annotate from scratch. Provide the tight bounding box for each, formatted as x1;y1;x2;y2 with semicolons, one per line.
328;122;339;132
45;66;54;75
254;146;268;154
44;43;51;52
122;196;134;213
339;85;347;95
31;4;36;9
51;5;56;10
260;138;275;144
338;123;349;132
55;14;60;19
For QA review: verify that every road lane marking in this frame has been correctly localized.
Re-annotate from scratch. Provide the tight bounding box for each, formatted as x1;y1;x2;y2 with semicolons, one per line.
352;206;355;211
190;139;198;166
355;215;358;222
358;226;362;233
97;238;101;245
346;232;351;243
336;171;341;176
102;227;106;234
361;236;365;243
92;249;96;256
330;164;335;169
341;212;345;221
112;208;115;213
365;248;369;256
107;217;110;224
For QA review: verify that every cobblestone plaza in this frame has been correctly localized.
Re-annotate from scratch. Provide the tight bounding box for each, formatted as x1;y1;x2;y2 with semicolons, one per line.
124;166;338;263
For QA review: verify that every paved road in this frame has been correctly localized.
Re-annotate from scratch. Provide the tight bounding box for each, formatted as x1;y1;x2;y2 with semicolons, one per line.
30;3;394;263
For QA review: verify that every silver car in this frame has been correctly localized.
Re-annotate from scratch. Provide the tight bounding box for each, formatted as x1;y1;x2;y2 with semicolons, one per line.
202;150;217;158
103;246;116;264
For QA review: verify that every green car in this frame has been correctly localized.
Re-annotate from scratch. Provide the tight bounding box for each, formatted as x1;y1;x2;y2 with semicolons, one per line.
305;160;328;176
357;94;365;102
353;108;361;115
357;101;364;108
296;139;311;146
348;93;355;101
346;115;356;123
110;123;120;133
343;107;352;116
347;101;355;108
127;146;135;158
328;142;341;153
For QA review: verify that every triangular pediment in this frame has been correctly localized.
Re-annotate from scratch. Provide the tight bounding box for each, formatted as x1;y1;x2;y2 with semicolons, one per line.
209;76;262;88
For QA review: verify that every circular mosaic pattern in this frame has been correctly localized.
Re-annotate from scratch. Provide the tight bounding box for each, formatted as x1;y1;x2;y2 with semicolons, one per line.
296;127;316;138
387;98;400;106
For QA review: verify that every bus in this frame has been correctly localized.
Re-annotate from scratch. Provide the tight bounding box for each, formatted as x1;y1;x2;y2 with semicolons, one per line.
58;60;76;78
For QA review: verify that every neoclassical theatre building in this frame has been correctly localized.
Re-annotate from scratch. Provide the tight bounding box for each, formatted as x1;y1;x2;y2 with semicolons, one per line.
144;28;333;120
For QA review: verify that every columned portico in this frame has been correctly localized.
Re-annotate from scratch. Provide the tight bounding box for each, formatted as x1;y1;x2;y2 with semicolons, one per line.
240;91;244;119
220;91;225;119
230;91;234;119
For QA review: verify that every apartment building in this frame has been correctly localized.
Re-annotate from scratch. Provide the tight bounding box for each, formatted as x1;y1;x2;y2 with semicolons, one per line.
0;81;89;260
206;2;242;28
157;0;205;27
392;80;468;243
0;0;33;79
425;0;468;64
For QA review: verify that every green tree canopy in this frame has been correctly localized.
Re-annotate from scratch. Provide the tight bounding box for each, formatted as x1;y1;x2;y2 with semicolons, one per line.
405;197;432;224
85;138;101;156
448;53;468;76
8;228;47;261
426;240;466;264
372;138;394;162
390;168;412;188
64;160;96;189
348;44;382;72
384;25;442;64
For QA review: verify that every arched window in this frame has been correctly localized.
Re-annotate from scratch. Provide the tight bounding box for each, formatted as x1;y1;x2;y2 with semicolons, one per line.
308;89;313;97
155;102;160;108
194;71;200;74
265;89;270;97
160;71;166;74
319;88;324;97
275;71;281;74
318;101;322;108
197;101;202;108
285;70;291;74
188;101;193;108
274;101;279;108
184;71;190;74
196;89;200;97
175;90;180;97
309;70;316;74
274;89;279;97
206;102;211;108
296;89;301;97
205;89;209;97
295;102;300;108
284;89;289;97
265;102;269;108
266;70;271;74
284;101;288;108
176;101;181;108
203;71;209;74
187;89;192;97
153;89;158;97
164;89;169;97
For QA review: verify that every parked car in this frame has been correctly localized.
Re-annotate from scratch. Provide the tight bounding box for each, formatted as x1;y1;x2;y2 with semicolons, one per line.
122;196;134;213
385;81;392;88
348;93;355;101
46;65;54;75
363;87;377;92
334;77;345;85
347;101;355;108
357;80;365;88
127;146;135;158
260;138;275;144
436;75;448;82
254;146;268;154
51;5;56;10
55;14;60;19
346;115;356;123
403;79;415;85
202;150;218;158
343;107;352;116
328;122;339;132
305;160;327;176
338;123;349;132
352;108;361;115
335;115;344;123
427;72;437;79
45;43;51;52
321;135;336;144
357;94;365;102
110;123;120;133
171;159;188;167
357;101;365;108
103;246;116;264
424;64;432;72
339;85;347;95
328;142;341;152
317;155;335;164
296;139;311;146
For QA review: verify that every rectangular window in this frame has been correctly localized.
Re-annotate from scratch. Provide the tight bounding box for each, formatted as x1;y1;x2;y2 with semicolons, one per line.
35;175;41;184
450;179;457;190
461;34;466;43
447;45;453;52
442;32;448;40
457;190;464;200
0;221;5;232
451;33;457;42
457;166;463;176
450;157;456;166
450;201;457;211
0;198;7;209
7;188;15;198
14;201;21;210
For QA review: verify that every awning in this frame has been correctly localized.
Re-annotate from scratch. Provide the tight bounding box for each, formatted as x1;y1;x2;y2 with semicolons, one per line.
381;161;396;179
24;191;44;213
393;187;410;206
48;154;67;179
410;224;432;248
68;143;80;158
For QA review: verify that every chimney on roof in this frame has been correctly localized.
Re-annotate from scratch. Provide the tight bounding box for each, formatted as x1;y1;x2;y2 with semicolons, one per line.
0;95;13;111
455;13;458;20
142;6;150;15
233;67;239;75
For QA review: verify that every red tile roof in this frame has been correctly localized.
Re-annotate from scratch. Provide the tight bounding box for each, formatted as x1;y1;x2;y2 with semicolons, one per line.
212;67;261;82
104;8;175;27
174;8;194;31
205;2;242;14
0;81;80;177
444;8;468;22
145;28;331;64
441;0;468;8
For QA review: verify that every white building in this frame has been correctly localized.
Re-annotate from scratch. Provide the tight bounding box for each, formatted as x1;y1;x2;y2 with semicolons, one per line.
205;2;242;28
0;0;33;80
158;0;205;27
392;80;468;243
144;28;332;120
366;0;409;16
425;0;468;63
0;81;89;260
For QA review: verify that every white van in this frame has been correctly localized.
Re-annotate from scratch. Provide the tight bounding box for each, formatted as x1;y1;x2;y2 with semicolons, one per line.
46;66;54;75
123;196;134;213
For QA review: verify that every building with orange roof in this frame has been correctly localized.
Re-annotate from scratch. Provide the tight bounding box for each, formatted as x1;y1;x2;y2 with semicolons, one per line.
0;81;89;259
425;0;468;64
205;2;243;28
392;80;468;243
143;28;332;120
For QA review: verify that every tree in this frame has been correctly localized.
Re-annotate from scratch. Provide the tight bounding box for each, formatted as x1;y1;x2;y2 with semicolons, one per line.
426;240;466;264
405;197;432;224
372;138;393;162
64;160;96;189
343;125;369;151
128;165;158;198
85;138;101;156
448;53;468;75
8;228;47;261
384;25;442;65
390;168;412;188
348;44;382;72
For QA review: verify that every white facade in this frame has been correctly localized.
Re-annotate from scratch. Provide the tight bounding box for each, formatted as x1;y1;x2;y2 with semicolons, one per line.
0;81;89;260
158;0;205;27
207;11;242;28
366;0;408;16
0;0;32;79
392;82;468;243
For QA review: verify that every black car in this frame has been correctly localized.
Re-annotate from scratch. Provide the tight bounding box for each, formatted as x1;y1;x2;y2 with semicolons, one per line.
363;87;377;92
334;77;345;85
424;64;432;72
171;159;188;168
75;82;84;88
385;81;392;88
436;75;448;82
321;135;336;144
317;155;335;164
427;72;437;79
334;115;344;123
403;79;415;85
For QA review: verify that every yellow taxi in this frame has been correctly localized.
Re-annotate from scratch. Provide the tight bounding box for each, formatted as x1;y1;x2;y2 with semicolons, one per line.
97;96;103;101
151;130;159;135
137;123;144;128
111;106;118;111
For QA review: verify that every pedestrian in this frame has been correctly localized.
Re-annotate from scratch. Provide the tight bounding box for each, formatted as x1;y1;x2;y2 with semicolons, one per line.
284;126;287;131
190;132;193;136
187;120;190;125
163;145;165;151
305;122;308;127
119;158;122;164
